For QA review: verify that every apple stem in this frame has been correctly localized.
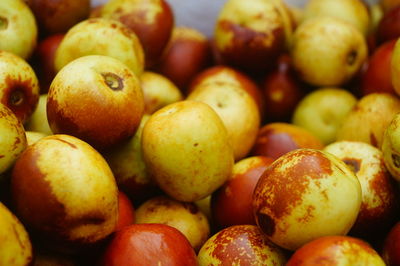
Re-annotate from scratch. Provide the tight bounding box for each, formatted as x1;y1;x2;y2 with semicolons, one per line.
101;72;124;91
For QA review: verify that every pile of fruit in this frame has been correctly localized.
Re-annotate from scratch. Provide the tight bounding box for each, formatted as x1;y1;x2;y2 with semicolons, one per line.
2;0;400;265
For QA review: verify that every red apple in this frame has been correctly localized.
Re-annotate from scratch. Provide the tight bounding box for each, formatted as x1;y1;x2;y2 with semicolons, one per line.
26;0;90;36
382;222;400;266
30;34;64;94
287;236;385;265
251;122;324;160
154;26;212;92
197;225;287;265
360;40;397;96
115;191;135;232
211;156;274;229
262;54;306;122
100;0;174;68
377;5;400;44
100;224;197;266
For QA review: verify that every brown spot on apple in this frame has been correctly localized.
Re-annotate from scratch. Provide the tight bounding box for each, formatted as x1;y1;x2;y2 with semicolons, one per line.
342;158;361;174
0;16;8;30
102;72;124;91
256;213;275;236
347;50;358;66
392;154;400;168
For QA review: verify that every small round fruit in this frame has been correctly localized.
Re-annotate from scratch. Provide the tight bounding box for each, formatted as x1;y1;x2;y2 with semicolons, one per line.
11;134;118;250
197;225;287;266
0;103;27;175
253;149;362;250
100;224;197;266
142;100;234;202
47;55;144;150
0;202;32;266
287;235;385;265
135;195;210;251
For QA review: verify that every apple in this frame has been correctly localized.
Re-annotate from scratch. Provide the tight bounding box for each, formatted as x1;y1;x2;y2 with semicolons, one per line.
187;82;260;161
301;0;371;36
140;71;183;114
324;140;400;241
47;55;144;151
25;131;48;146
377;6;400;44
360;39;397;96
141;100;234;202
103;115;162;206
189;65;265;120
135;195;210;251
262;54;306;122
153;26;212;91
197;225;287;265
100;0;174;68
211;156;274;229
0;103;27;176
336;93;400;148
290;16;368;87
0;50;40;124
253;148;362;251
286;235;385;265
54;18;145;76
11;134;118;252
292;87;358;145
26;0;90;36
213;0;292;73
100;224;197;266
115;191;135;232
382;112;400;181
24;94;52;136
251;122;324;160
382;222;400;265
0;202;32;266
30;34;64;94
0;0;37;59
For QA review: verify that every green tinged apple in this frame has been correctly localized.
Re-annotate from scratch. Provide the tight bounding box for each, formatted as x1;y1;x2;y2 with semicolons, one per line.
382;113;400;181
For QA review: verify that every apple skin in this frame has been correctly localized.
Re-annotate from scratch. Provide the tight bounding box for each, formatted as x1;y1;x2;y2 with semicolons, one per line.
135;195;210;251
47;55;144;151
30;34;64;94
287;235;385;265
253;149;362;251
197;225;287;265
153;26;212;91
251;122;324;160
211;156;274;229
11;134;118;252
26;0;90;36
0;50;40;124
187;82;260;161
189;65;265;120
292;88;358;145
24;94;53;136
0;103;27;176
0;202;32;266
262;54;305;122
54;18;145;76
291;16;368;87
140;71;183;115
337;93;400;149
141;100;234;202
360;40;397;96
100;0;174;68
0;0;37;59
115;191;135;232
390;37;400;96
25;131;48;146
382;112;400;181
377;6;400;44
100;224;197;266
382;222;400;265
214;0;291;73
324;141;400;241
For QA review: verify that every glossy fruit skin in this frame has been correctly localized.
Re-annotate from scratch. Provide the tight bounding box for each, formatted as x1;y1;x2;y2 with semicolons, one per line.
115;191;135;232
100;224;197;266
360;40;397;96
382;222;400;266
197;225;287;266
211;156;274;228
287;236;385;265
